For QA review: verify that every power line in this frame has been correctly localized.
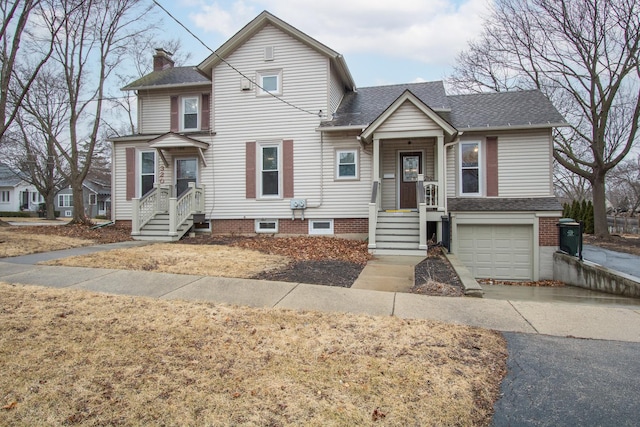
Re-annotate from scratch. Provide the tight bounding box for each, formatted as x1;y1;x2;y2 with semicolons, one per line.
151;0;320;117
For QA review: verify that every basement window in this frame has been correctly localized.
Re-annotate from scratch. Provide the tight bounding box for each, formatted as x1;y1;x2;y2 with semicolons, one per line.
309;219;334;235
255;219;278;233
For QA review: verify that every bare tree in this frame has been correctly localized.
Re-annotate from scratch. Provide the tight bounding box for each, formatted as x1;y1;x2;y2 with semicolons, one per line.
2;66;70;219
36;0;153;224
554;161;591;202
449;0;640;238
608;155;640;216
0;0;63;140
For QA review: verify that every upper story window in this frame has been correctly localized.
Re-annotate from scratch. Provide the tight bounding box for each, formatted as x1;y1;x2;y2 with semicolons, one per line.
257;70;282;96
182;96;199;131
336;149;358;179
460;141;481;196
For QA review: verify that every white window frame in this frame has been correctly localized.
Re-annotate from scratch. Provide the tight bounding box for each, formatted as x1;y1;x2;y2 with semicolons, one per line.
58;194;73;207
258;143;282;199
255;219;278;233
257;69;282;96
0;190;9;203
181;95;200;131
336;149;359;180
64;210;72;217
309;219;334;235
89;194;97;205
459;141;482;196
138;150;156;197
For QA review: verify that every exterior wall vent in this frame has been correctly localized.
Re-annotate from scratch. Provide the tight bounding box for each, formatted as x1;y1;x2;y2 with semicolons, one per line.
240;77;252;91
264;46;274;61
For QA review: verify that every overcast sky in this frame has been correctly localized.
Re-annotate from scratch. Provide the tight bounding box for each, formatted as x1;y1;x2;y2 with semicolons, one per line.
156;0;490;87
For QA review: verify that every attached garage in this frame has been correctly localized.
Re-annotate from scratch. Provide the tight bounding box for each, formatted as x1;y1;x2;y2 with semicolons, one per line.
457;224;533;280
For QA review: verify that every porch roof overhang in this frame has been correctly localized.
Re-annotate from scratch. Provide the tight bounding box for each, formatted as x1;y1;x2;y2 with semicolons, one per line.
359;90;458;143
148;132;210;168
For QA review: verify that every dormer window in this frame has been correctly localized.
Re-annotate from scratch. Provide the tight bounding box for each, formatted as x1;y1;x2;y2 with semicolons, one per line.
182;96;199;131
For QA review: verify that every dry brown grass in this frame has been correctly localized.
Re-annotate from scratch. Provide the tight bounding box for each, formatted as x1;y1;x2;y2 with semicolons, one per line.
43;243;291;278
0;229;92;257
0;283;507;426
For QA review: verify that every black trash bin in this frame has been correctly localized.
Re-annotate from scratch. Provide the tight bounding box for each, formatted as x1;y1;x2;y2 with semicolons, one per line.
441;214;451;252
557;218;582;258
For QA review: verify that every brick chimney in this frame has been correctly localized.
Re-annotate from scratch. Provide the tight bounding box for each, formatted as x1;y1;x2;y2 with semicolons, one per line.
153;48;174;72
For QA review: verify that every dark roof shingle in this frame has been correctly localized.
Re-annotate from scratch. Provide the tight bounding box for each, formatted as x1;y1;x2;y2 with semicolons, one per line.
323;81;450;128
123;67;210;90
447;197;563;212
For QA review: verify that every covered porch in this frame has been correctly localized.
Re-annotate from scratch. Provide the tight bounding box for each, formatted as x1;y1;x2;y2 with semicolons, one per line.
359;90;458;254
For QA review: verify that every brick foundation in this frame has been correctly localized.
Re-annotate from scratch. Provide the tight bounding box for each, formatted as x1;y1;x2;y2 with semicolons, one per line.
211;218;368;235
539;217;560;246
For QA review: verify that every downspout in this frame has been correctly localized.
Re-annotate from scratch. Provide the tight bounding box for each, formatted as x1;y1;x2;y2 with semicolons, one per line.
307;130;324;208
443;132;463;214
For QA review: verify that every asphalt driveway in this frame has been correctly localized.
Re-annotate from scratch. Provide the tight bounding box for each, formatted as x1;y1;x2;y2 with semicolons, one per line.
492;332;640;426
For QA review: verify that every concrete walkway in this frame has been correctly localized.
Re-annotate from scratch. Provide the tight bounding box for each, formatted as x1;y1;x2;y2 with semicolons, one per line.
351;255;423;292
2;248;640;342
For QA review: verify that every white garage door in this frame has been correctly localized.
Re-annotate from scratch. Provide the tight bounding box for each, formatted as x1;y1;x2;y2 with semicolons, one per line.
457;225;533;280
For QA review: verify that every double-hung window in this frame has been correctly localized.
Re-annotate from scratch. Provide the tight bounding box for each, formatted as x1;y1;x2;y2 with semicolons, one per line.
140;151;156;196
58;194;73;207
1;190;9;203
460;141;481;195
182;96;199;131
336;149;358;179
257;70;282;96
260;144;280;197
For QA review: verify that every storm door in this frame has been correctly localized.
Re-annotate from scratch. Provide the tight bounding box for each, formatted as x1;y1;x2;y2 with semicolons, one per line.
175;158;198;197
399;152;422;209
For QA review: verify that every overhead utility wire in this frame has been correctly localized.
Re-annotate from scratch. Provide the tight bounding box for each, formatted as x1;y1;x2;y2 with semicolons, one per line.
152;0;320;117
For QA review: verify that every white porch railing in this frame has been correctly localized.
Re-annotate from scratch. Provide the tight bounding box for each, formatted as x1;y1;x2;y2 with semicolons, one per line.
368;180;381;249
131;184;171;235
168;182;205;237
131;182;204;237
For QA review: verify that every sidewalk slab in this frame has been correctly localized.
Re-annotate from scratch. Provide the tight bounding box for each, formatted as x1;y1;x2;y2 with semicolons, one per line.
276;283;394;316
511;300;640;342
351;255;422;292
72;270;201;298
394;293;536;333
2;265;118;288
161;276;298;308
0;261;39;277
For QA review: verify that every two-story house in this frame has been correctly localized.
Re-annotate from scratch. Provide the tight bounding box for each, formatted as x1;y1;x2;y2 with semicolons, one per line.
110;11;566;281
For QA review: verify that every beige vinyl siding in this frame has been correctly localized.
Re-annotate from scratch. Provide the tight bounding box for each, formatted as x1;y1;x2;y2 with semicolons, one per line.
446;144;456;196
380;139;435;210
377;101;441;133
209;24;368;219
138;87;210;134
498;130;553;197
328;66;344;116
112;141;149;220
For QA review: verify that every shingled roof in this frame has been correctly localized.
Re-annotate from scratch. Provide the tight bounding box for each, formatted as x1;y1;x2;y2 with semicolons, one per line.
448;197;563;212
448;90;566;130
0;163;24;187
323;81;450;128
122;66;210;91
321;82;566;131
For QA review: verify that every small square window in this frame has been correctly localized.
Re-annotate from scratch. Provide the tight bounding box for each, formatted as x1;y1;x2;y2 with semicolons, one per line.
336;149;358;179
309;219;334;235
257;70;282;95
255;219;278;233
64;210;72;217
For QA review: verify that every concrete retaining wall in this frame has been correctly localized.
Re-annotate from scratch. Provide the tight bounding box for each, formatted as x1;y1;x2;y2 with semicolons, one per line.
554;252;640;298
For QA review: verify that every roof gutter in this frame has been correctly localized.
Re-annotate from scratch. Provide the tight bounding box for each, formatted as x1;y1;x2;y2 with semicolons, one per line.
458;122;569;132
442;132;464;214
122;81;211;92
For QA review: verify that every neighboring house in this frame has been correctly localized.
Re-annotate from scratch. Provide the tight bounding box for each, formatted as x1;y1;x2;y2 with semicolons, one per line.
0;163;44;213
55;181;111;218
109;11;567;281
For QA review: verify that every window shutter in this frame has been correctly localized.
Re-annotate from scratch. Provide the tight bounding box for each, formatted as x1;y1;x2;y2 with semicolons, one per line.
246;141;256;199
126;147;135;200
283;139;294;198
486;137;498;197
170;96;179;132
201;93;210;131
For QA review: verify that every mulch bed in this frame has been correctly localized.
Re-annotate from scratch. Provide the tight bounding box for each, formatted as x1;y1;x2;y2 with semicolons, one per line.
11;223;133;244
254;260;363;287
411;245;464;297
